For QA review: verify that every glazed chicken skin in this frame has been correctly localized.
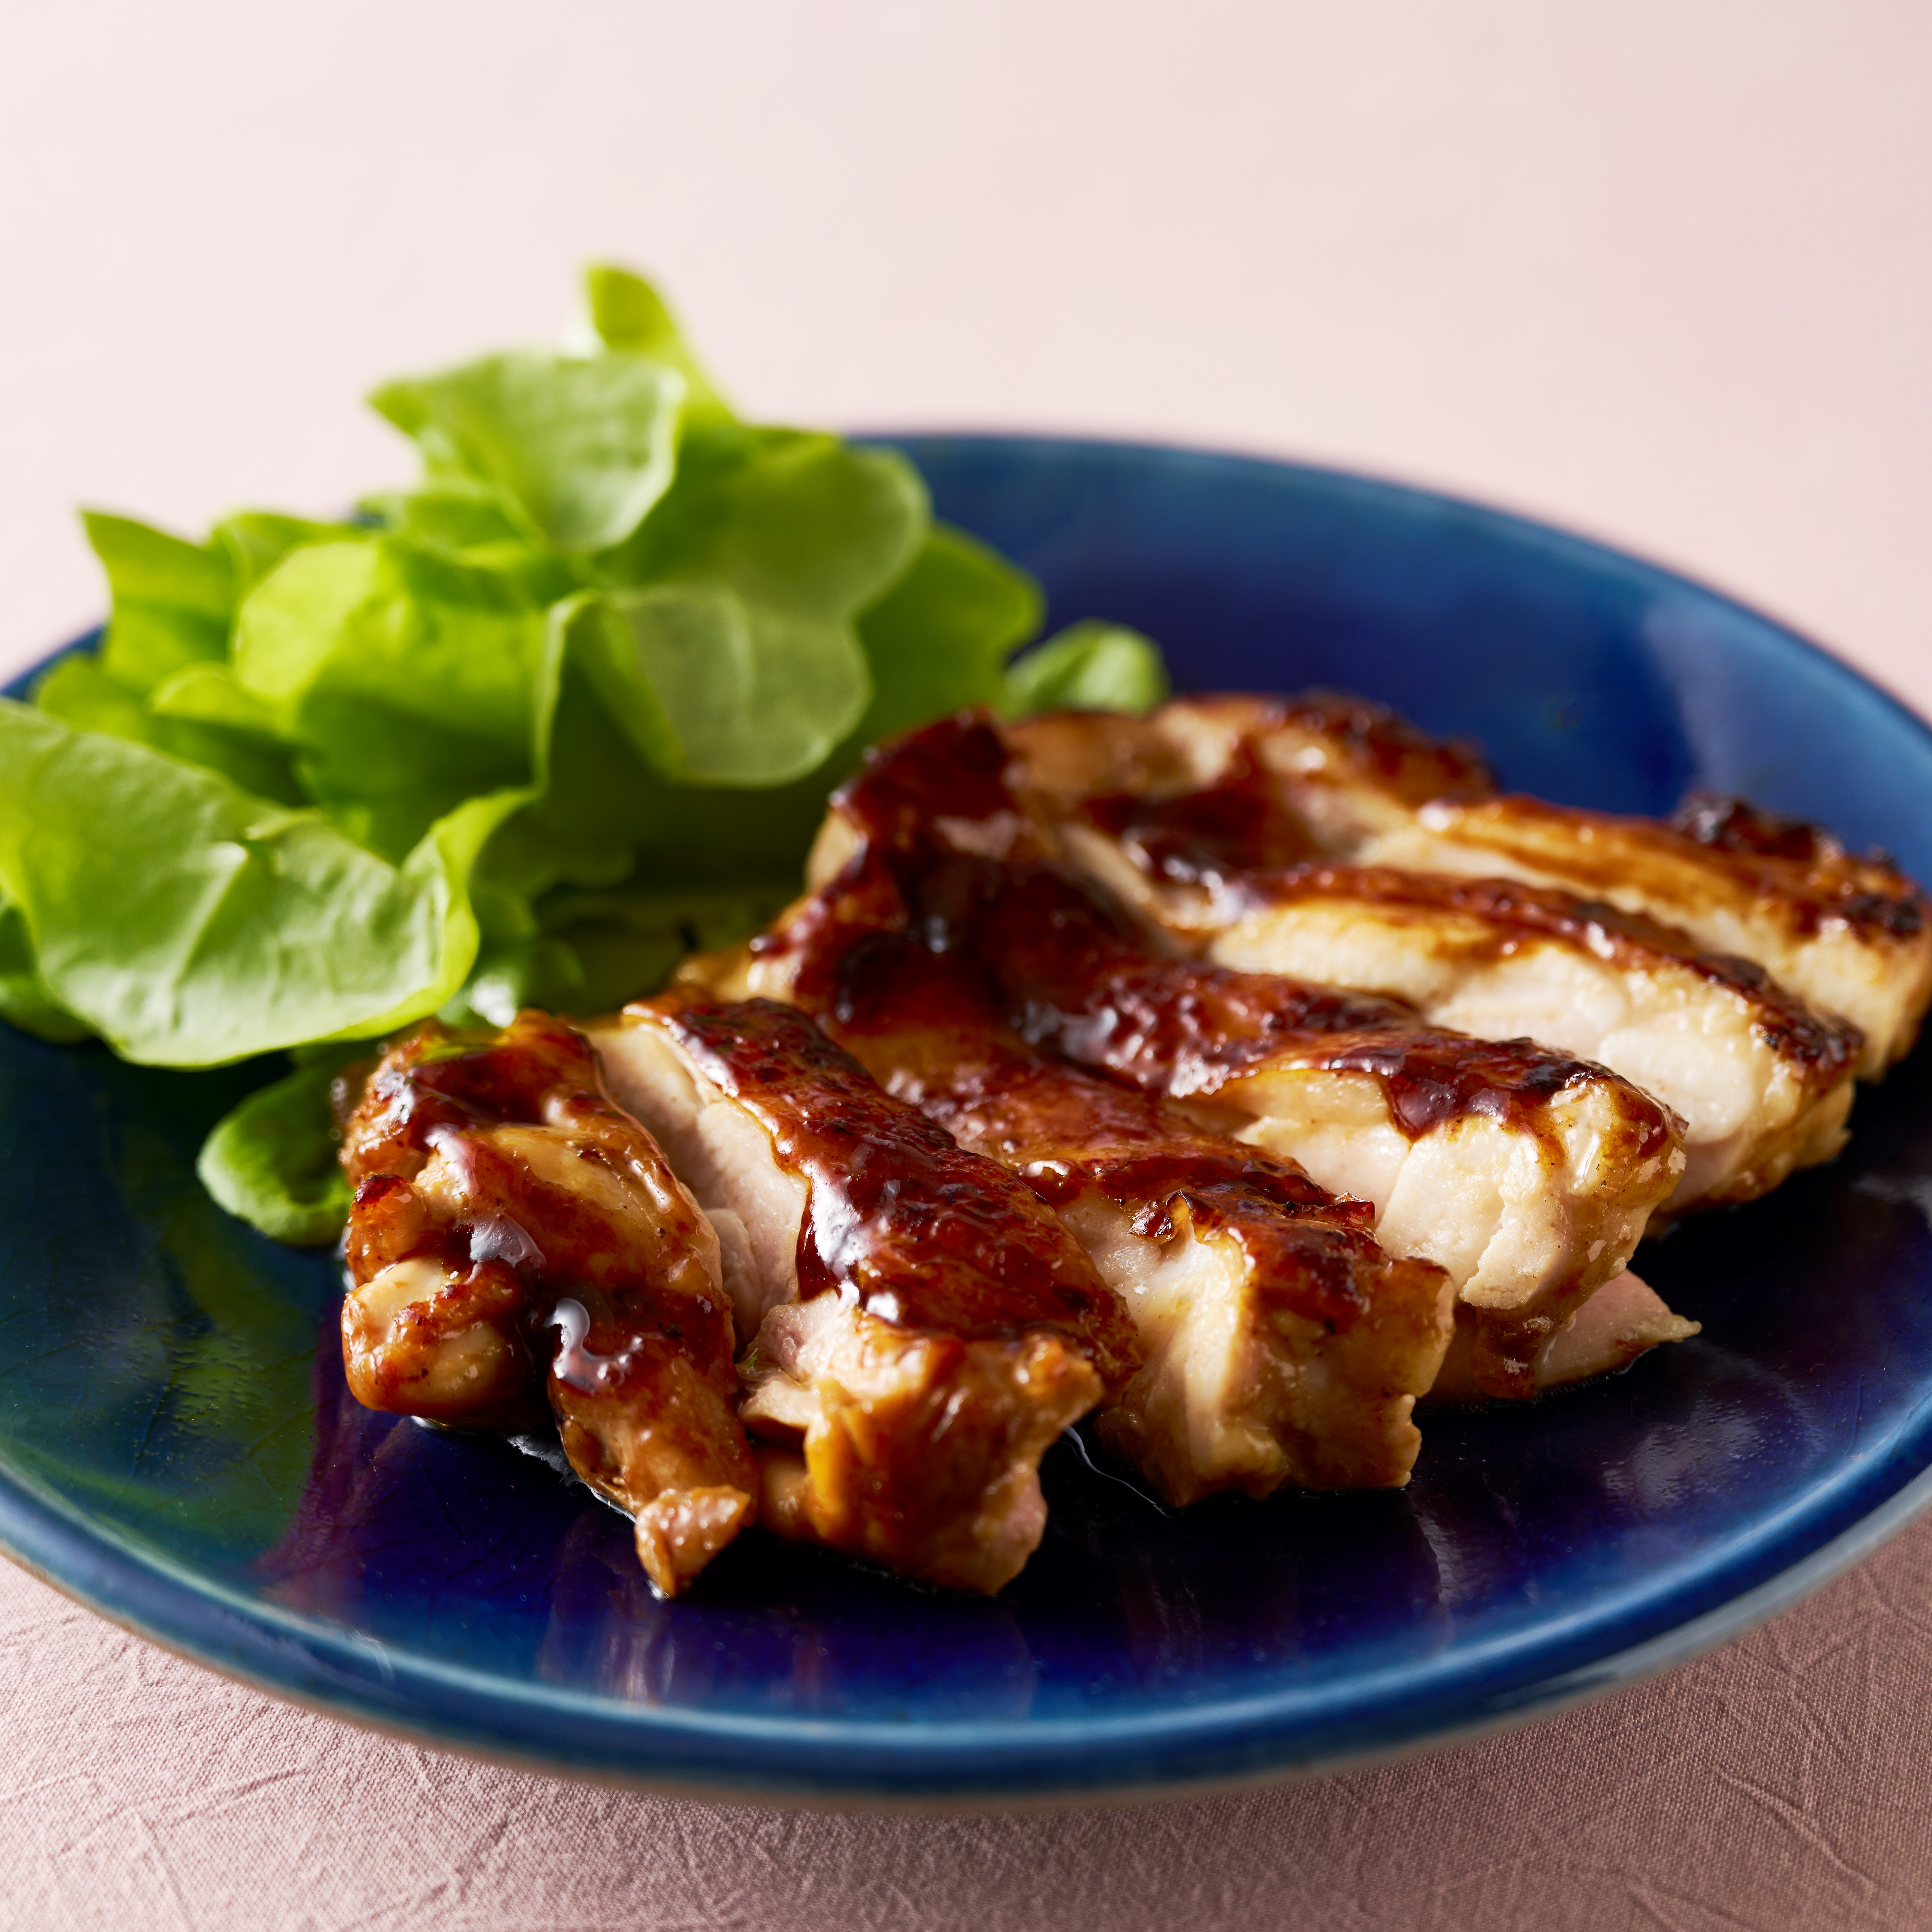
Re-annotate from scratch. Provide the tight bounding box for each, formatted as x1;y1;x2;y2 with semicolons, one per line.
792;713;1690;1399
957;861;1692;1396
1009;693;1931;1080
694;929;1453;1504
1195;869;1861;1213
1044;792;1861;1213
588;996;1138;1593
686;724;1456;1498
338;1011;756;1596
1007;700;1886;1209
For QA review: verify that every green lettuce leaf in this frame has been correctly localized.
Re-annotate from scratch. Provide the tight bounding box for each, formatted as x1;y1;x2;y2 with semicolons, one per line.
0;892;89;1043
448;873;795;1027
81;512;236;693
197;1051;362;1244
34;652;303;804
1003;619;1170;716
356;490;577;607
370;349;684;555
146;661;284;738
481;426;926;894
583;263;735;427
562;425;925;787
32;652;151;739
213;510;360;593
547;878;794;1008
851;522;1042;744
0;700;524;1065
604;424;925;613
232;537;548;856
565;581;872;787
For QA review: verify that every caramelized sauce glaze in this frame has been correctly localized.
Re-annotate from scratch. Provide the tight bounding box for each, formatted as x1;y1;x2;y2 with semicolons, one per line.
1071;689;1491;884
1070;693;1927;951
962;862;1674;1145
813;714;1674;1153
1668;793;1926;941
1269;690;1496;803
1242;864;1865;1079
649;995;1139;1386
341;1013;740;1416
826;932;1387;1336
1084;753;1319;886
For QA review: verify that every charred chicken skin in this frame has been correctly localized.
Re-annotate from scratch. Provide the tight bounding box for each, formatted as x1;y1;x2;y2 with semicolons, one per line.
588;996;1138;1593
785;713;1689;1399
683;722;1456;1497
1006;701;1888;1210
1008;693;1930;1080
693;929;1453;1503
338;1011;755;1596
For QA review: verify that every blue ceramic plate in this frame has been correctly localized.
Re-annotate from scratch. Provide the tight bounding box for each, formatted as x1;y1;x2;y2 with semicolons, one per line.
6;436;1932;1804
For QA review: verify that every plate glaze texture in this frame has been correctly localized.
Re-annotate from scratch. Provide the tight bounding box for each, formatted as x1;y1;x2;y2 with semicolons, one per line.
5;435;1932;1804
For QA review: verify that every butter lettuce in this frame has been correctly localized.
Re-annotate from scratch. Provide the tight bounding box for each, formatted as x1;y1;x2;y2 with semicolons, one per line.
370;349;684;555
855;523;1045;742
34;651;304;804
568;426;925;787
582;263;735;428
0;702;523;1065
3;263;1168;1241
82;512;235;693
196;1052;360;1246
1003;619;1170;716
233;537;548;856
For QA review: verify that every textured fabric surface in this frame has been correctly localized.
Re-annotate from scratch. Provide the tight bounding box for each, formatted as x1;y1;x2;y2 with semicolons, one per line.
4;1516;1931;1931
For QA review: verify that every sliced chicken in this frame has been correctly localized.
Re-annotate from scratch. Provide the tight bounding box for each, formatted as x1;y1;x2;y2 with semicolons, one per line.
339;1011;755;1596
1431;1270;1696;1403
1196;867;1859;1212
1009;694;1931;1078
793;713;1690;1398
963;861;1688;1388
1042;798;1860;1215
1003;702;1882;1208
689;919;1454;1503
587;995;1137;1594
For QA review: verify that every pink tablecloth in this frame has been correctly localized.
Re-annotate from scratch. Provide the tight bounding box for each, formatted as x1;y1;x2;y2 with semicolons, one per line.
5;1516;1931;1930
6;3;1932;1925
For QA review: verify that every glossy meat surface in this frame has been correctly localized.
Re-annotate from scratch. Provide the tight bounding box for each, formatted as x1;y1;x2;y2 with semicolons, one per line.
692;915;1454;1501
1197;865;1860;1211
338;1012;754;1596
588;998;1133;1592
793;713;1690;1397
1007;701;1886;1207
1053;795;1861;1212
1009;693;1930;1077
962;861;1684;1389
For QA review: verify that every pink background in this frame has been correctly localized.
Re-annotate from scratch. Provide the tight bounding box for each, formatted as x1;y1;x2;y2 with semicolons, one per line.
3;3;1931;1924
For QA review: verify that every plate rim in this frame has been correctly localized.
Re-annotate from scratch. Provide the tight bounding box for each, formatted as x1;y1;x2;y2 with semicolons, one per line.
7;429;1932;1803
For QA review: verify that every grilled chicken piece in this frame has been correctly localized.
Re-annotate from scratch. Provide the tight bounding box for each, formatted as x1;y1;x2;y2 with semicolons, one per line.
586;997;1136;1594
692;729;1458;1495
961;860;1686;1392
1006;702;1877;1205
1010;694;1931;1078
1433;1269;1694;1403
691;929;1452;1502
793;713;1687;1397
338;1011;755;1596
1044;808;1859;1213
1195;868;1860;1212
